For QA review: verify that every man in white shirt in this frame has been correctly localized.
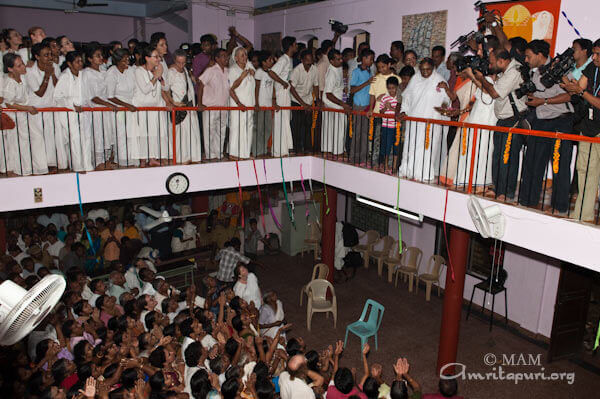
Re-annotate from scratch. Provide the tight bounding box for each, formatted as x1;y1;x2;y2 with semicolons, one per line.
44;231;64;268
37;212;69;231
322;50;350;155
279;355;316;399
290;49;319;153
432;45;451;81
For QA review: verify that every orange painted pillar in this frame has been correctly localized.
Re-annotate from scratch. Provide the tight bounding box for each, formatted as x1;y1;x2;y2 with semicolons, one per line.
436;226;470;375
321;186;337;282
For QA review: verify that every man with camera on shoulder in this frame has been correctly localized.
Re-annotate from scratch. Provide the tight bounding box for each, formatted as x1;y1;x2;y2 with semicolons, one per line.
562;39;600;222
518;40;574;213
470;48;528;201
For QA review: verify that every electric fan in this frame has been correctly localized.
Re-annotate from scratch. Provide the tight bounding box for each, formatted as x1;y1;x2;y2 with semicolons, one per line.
467;196;505;239
0;275;66;345
138;206;207;231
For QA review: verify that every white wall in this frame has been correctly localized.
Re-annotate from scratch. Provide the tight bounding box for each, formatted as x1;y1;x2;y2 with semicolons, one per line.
254;0;600;55
191;1;254;47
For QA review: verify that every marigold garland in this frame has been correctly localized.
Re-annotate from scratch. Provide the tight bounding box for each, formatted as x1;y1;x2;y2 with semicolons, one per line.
368;117;374;140
348;114;353;138
395;123;401;146
461;127;468;156
424;123;431;150
553;139;561;174
503;133;512;164
310;107;318;146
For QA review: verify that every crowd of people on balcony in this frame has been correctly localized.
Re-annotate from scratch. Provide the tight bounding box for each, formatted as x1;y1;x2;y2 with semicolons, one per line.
0;200;467;399
1;18;600;219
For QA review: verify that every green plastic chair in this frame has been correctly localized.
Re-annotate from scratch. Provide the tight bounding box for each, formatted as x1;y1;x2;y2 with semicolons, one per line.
344;299;385;350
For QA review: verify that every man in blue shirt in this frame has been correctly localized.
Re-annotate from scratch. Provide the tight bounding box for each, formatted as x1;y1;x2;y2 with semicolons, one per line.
349;49;375;164
572;38;593;81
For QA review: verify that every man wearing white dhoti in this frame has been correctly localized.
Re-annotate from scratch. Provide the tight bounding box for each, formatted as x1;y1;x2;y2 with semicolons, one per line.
398;58;450;182
106;48;140;167
228;47;255;159
168;50;202;164
54;51;87;171
322;49;350;155
268;36;297;157
198;48;229;160
81;44;118;170
25;42;58;173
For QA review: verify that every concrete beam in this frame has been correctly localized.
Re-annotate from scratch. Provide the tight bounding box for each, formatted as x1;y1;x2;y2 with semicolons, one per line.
0;0;147;17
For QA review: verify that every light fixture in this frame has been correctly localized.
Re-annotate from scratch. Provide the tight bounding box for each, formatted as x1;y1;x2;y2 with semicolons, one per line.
356;195;423;222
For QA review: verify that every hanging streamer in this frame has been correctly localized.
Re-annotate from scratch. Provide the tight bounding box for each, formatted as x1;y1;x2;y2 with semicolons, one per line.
300;164;309;220
561;11;582;37
76;173;96;256
252;160;266;233
235;161;245;229
323;156;330;215
442;189;456;282
262;159;282;229
280;157;295;227
288;169;296;222
595;320;600;350
396;172;403;254
308;178;321;227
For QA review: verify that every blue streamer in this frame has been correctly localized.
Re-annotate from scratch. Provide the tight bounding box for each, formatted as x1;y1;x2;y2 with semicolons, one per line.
561;11;582;37
76;173;96;256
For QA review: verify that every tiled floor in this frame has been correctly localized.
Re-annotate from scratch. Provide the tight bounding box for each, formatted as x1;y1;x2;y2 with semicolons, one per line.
253;252;600;398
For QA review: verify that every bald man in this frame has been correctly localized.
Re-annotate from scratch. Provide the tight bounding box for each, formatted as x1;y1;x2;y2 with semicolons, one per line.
279;354;323;399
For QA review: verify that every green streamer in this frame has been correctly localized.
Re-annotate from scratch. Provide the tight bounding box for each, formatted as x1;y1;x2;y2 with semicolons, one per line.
396;173;402;254
595;320;600;350
280;157;295;227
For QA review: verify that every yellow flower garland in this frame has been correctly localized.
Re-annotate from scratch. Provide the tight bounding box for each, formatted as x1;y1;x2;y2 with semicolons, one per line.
348;114;353;138
553;139;561;174
461;127;468;156
503;133;512;164
395;123;401;146
424;123;431;150
310;108;318;146
368;117;374;140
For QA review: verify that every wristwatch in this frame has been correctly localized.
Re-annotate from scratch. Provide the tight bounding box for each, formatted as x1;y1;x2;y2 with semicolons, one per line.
544;98;548;105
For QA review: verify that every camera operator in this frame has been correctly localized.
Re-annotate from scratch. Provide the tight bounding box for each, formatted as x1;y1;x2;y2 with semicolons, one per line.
561;39;600;221
517;40;574;213
471;48;528;201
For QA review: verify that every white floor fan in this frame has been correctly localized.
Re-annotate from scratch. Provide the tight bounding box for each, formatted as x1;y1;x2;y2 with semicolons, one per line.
0;275;66;345
467;196;507;305
137;206;207;231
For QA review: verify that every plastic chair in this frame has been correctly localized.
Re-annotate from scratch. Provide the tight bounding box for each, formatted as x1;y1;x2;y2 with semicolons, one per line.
301;222;321;260
353;230;380;269
300;263;329;306
383;240;407;283
344;299;385;350
371;236;395;278
395;247;423;292
417;255;446;301
306;279;337;331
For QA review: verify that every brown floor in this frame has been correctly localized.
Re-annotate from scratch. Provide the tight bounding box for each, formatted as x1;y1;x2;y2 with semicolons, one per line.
248;252;600;399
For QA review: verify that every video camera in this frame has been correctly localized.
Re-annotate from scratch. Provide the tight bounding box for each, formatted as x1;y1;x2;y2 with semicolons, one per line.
455;54;490;75
329;20;348;35
539;48;575;88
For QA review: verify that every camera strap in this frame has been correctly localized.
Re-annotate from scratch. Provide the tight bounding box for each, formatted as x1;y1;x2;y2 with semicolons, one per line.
594;68;600;97
508;92;521;120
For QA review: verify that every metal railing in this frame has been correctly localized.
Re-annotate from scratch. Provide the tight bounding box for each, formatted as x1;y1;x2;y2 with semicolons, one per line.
2;105;600;223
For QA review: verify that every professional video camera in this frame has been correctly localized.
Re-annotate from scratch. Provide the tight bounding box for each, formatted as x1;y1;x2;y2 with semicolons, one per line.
514;64;535;98
539;48;575;88
455;54;490;75
329;20;348;35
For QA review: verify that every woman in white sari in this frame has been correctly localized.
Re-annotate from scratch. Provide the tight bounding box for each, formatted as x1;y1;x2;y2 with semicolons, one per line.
233;264;262;309
81;44;117;170
228;47;255;159
106;48;139;167
54;51;87;171
132;45;169;166
259;291;285;339
168;49;201;163
455;74;497;190
399;58;450;181
1;53;38;176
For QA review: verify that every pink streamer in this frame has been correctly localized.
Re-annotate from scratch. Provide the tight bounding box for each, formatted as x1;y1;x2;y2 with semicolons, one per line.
263;159;283;229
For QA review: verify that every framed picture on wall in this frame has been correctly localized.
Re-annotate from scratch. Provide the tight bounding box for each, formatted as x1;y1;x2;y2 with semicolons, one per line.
261;32;282;53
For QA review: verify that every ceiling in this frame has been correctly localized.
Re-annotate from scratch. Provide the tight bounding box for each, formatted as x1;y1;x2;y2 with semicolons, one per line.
0;0;187;17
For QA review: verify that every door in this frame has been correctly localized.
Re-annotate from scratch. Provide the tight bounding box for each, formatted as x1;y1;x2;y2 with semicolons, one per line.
548;262;593;361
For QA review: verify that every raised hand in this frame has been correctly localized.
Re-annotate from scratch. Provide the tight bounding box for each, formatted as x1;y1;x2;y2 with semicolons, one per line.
78;377;96;398
362;343;370;356
334;340;344;356
371;363;382;378
393;357;410;377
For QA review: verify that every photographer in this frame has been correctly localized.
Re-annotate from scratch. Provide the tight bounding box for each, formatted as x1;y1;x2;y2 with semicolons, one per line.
472;48;528;201
518;40;573;213
562;39;600;221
